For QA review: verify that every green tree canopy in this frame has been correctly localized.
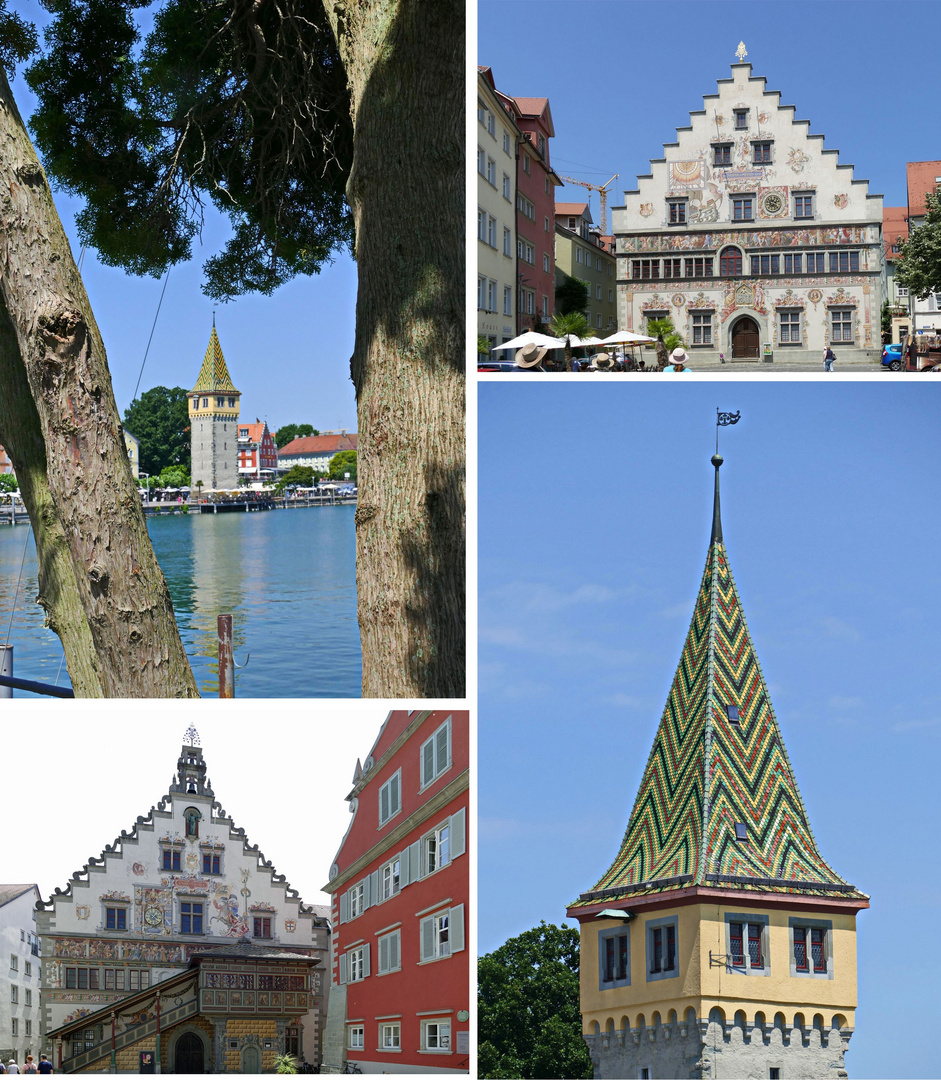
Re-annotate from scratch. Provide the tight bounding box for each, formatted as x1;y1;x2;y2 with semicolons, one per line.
327;450;357;481
274;464;317;491
0;473;19;494
123;386;190;476
549;311;591;371
23;0;353;299
555;272;589;317
275;423;319;450
895;191;941;299
156;465;190;488
479;921;592;1080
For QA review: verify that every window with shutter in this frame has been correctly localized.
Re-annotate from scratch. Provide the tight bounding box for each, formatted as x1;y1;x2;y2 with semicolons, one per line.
379;770;401;826
420;717;452;787
378;930;401;974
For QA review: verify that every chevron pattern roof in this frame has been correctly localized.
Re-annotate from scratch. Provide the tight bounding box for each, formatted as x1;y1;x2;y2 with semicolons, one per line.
191;327;239;393
572;457;865;906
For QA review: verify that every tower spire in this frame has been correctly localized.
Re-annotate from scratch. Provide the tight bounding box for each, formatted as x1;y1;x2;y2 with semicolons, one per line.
710;453;723;545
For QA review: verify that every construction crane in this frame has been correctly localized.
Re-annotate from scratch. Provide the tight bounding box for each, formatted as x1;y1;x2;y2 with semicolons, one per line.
559;173;619;235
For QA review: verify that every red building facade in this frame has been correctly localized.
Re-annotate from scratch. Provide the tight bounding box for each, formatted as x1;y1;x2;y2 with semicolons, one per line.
237;420;279;478
322;710;469;1074
495;89;561;331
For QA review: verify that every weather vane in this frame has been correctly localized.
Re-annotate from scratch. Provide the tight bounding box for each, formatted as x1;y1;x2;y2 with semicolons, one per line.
716;408;741;454
736;41;748;63
184;724;201;746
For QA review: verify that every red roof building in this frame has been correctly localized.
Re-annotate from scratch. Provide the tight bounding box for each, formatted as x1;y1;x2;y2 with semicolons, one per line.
0;444;13;474
906;159;941;224
321;710;469;1074
237;420;279;478
277;433;357;474
492;85;562;331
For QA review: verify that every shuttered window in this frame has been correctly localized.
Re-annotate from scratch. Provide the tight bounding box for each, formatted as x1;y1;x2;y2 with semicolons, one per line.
378;930;401;974
420;718;452;788
379;770;401;826
419;904;465;962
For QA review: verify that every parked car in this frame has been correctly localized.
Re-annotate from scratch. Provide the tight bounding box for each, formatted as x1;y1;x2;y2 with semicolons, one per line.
881;343;903;370
478;359;520;372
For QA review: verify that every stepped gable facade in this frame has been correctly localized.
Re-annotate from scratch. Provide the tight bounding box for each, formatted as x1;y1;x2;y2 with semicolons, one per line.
189;325;241;491
614;63;883;362
566;455;868;1080
321;710;469;1074
36;733;329;1074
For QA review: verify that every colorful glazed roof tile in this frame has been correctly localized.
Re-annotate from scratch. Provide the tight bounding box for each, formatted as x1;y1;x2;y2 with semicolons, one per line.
191;326;239;394
571;456;866;907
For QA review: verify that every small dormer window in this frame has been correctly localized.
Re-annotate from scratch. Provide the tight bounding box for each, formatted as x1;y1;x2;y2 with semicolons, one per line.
726;704;740;723
734;822;748;842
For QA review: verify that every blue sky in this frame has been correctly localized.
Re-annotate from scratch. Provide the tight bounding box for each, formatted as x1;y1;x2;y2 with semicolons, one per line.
5;3;358;433
478;382;941;1079
479;0;934;217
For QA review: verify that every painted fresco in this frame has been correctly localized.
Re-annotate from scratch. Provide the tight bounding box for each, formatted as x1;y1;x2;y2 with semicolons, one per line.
620;225;869;253
136;885;172;935
668;160;705;192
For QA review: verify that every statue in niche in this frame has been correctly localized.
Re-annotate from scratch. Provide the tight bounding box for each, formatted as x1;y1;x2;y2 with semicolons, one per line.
184;807;201;838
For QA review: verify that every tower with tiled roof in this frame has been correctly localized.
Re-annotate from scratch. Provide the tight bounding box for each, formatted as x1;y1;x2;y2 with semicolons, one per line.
567;454;868;1080
189;323;240;491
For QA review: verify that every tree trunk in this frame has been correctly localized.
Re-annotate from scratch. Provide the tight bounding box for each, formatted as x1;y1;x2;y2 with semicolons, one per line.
0;66;199;697
326;0;465;697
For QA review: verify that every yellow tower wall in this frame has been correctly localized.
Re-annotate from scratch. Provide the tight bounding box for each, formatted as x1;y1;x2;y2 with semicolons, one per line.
580;901;858;1037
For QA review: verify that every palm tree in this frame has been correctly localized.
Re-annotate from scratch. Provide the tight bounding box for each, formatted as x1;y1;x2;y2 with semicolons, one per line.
646;317;685;370
549;311;590;371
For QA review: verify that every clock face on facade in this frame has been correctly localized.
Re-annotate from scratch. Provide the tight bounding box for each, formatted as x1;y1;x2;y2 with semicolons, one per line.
761;191;783;215
143;905;163;930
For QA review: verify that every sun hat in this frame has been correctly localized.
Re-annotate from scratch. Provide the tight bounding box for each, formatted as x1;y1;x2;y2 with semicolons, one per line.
670;347;689;363
515;343;548;368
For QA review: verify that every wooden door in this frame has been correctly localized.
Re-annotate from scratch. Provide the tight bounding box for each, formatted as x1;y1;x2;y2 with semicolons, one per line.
175;1032;205;1073
732;317;760;358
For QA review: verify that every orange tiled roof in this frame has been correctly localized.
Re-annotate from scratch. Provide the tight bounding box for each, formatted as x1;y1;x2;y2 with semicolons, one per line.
279;433;358;457
555;202;589;216
883;206;909;260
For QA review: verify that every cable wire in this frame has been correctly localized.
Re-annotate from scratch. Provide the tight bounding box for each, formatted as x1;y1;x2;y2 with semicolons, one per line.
132;268;172;402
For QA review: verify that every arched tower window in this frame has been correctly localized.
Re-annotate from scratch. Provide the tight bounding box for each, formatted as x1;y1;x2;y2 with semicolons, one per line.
184;807;201;838
720;246;743;277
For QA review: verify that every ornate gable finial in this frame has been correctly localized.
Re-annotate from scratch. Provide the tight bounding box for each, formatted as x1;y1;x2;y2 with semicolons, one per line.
184;724;200;747
735;41;748;63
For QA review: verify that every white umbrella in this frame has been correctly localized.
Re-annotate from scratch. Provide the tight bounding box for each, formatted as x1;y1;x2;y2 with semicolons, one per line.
601;330;656;345
490;331;566;351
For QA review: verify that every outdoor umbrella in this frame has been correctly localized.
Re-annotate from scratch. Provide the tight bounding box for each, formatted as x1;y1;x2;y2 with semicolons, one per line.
490;331;566;351
601;330;656;344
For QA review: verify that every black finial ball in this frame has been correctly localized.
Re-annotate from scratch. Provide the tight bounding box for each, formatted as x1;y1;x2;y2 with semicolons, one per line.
711;454;723;467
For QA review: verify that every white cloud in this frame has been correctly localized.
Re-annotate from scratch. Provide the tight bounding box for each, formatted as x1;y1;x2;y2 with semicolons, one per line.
891;718;941;734
828;695;863;709
820;616;861;643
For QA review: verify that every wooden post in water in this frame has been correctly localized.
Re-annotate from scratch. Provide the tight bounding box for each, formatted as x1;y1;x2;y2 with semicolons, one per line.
0;646;12;699
218;615;234;698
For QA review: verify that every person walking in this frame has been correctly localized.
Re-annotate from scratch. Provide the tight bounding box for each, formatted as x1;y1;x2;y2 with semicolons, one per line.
7;1060;19;1075
36;1057;53;1076
21;1058;37;1075
823;344;835;371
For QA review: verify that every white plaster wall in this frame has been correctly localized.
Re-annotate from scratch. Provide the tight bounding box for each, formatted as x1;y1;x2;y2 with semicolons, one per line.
613;64;883;353
0;888;43;1063
477;79;518;344
38;787;327;1037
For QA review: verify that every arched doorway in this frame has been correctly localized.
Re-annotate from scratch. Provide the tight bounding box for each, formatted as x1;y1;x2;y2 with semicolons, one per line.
174;1031;205;1073
731;316;760;359
241;1045;261;1073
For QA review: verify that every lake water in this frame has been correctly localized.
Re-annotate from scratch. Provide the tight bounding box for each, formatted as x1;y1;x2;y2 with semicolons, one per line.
0;506;361;697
